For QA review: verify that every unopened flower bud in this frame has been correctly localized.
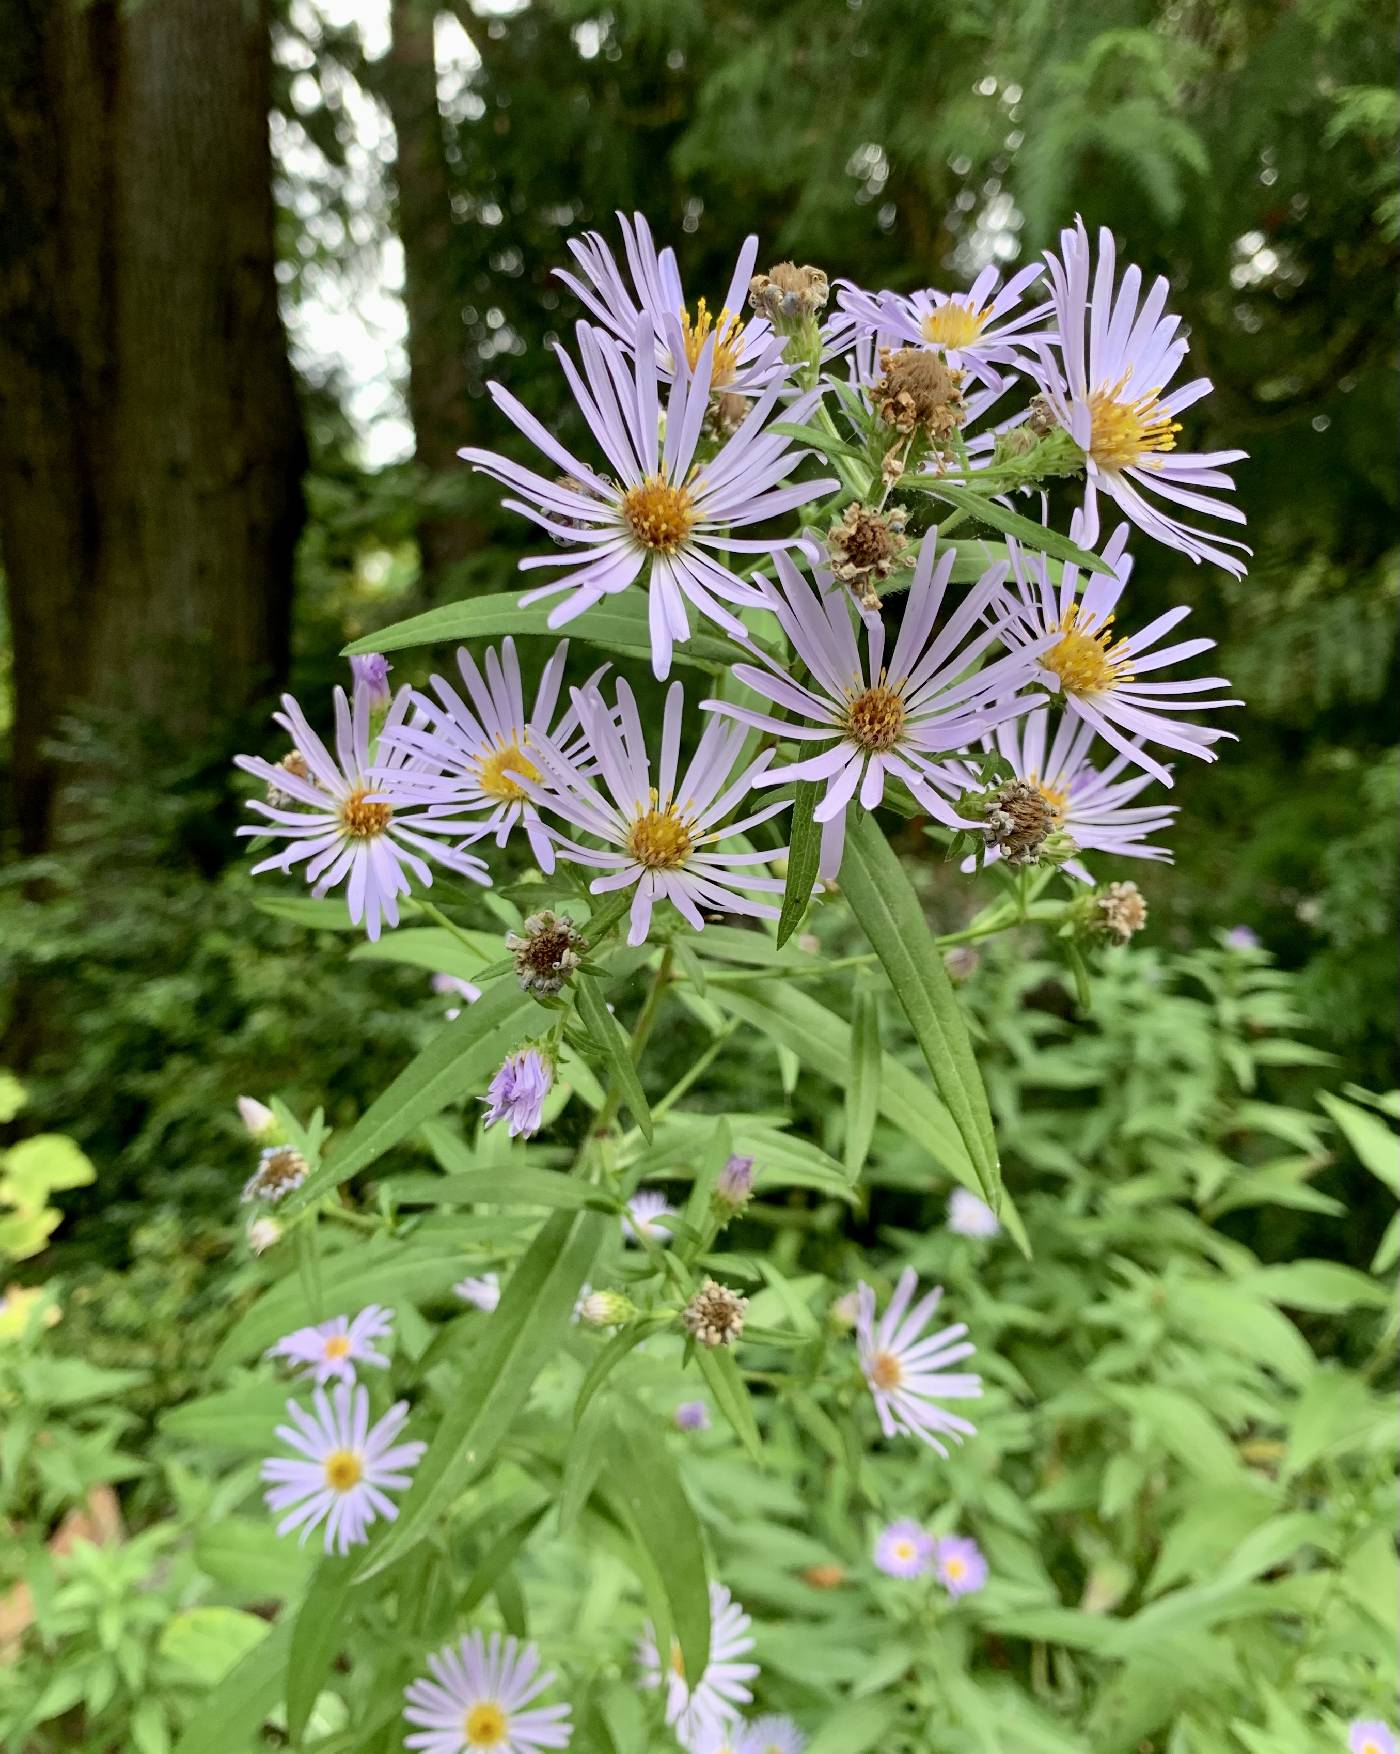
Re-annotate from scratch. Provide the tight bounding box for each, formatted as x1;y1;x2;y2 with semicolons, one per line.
237;1096;279;1142
350;652;392;707
872;346;965;441
829;1290;860;1331
242;1145;308;1205
681;1279;747;1349
712;1154;755;1217
748;262;830;331
943;946;980;983
505;911;588;997
577;1289;636;1329
247;1216;283;1254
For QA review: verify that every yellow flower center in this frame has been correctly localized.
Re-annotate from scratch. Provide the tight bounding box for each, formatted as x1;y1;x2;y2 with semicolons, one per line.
894;1539;916;1561
670;1640;687;1679
870;1350;904;1391
944;1555;967;1581
477;739;540;802
1087;375;1181;471
843;685;907;751
680;296;747;387
463;1702;509;1746
627;801;693;870
339;785;392;838
322;1449;362;1492
620;473;697;553
1041;606;1132;696
920;302;989;350
323;1334;352;1360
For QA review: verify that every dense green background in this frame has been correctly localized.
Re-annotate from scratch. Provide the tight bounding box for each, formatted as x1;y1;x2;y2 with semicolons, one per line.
1;0;1396;1234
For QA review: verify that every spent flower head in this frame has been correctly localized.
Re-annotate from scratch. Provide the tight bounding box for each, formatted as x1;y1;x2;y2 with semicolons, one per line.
242;1145;308;1205
506;909;588;996
683;1280;748;1349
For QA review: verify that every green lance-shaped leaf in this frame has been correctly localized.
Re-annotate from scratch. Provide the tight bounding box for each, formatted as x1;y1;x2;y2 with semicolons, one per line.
343;592;738;670
693;1343;762;1461
282;981;540;1212
170;1622;289;1754
776;779;823;948
838;811;1001;1205
354;1205;606;1581
598;1410;712;1687
844;978;881;1176
286;1557;357;1744
456;1499;553;1618
921;482;1115;575
386;1167;619;1212
576;972;653;1141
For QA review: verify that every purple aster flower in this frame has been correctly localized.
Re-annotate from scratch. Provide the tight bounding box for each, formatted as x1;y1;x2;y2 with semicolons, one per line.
740;1717;807;1754
523;678;788;946
1026;218;1249;575
1350;1724;1398;1754
554;211;786;395
1225;925;1262;951
381;638;599;868
674;1400;711;1432
933;1534;988;1598
705;533;1046;878
638;1579;758;1747
235;683;490;941
261;1382;424;1555
404;1629;572;1754
349;651;392;706
832;262;1054;386
623;1190;676;1245
454;1272;501;1312
857;1267;982;1457
936;705;1177;878
461;315;837;678
268;1304;394;1384
482;1048;552;1139
998;517;1241;786
873;1519;936;1579
947;1187;1001;1238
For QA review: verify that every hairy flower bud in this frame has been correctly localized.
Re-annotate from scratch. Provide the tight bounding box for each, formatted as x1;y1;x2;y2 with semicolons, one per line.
748;261;830;330
242;1146;309;1205
350;652;392;707
872;346;965;441
577;1288;636;1329
827;503;911;611
505;910;587;996
237;1095;279;1142
712;1153;755;1218
681;1279;747;1349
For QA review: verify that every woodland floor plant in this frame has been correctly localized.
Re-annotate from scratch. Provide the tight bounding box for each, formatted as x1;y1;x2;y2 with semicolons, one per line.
93;214;1393;1754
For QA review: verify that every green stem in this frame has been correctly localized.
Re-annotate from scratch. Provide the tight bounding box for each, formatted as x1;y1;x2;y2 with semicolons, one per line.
409;898;486;960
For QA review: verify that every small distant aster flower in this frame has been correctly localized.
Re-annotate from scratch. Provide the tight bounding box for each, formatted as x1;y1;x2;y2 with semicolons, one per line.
404;1629;573;1754
524;679;788;946
706;534;1044;878
555;211;784;395
383;639;598;868
350;651;392;706
482;1048;552;1139
937;705;1177;878
455;1273;501;1312
623;1190;676;1245
638;1579;759;1747
856;1267;982;1457
261;1382;423;1555
740;1716;807;1754
999;517;1241;787
1225;924;1262;951
242;1145;308;1204
247;1217;283;1255
933;1535;988;1598
269;1304;394;1385
713;1154;755;1214
1026;218;1249;574
947;1187;1001;1238
874;1519;936;1579
674;1400;711;1432
833;263;1053;386
235;683;490;941
1349;1723;1397;1754
461;316;836;678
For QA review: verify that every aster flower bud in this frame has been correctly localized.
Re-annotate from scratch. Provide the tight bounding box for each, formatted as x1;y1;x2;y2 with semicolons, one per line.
711;1153;755;1219
748;261;830;331
1096;880;1149;941
681;1279;747;1349
482;1046;552;1138
247;1216;283;1254
829;1290;860;1331
349;652;392;707
872;346;965;441
827;503;911;611
505;911;587;997
673;1400;710;1431
944;946;980;983
242;1145;309;1204
577;1288;636;1329
237;1095;279;1142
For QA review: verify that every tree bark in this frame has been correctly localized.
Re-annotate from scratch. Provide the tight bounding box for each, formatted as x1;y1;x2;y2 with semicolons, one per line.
383;0;482;600
0;0;305;854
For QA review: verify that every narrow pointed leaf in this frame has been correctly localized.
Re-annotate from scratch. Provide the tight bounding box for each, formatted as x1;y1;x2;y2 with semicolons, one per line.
170;1623;288;1754
694;1344;762;1461
777;780;822;947
924;483;1113;574
576;972;653;1141
286;1558;356;1743
844;980;881;1176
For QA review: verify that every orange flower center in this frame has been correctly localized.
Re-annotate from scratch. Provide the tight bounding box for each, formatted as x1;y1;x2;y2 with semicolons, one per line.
844;685;907;751
870;1350;904;1390
621;474;696;553
627;802;693;870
